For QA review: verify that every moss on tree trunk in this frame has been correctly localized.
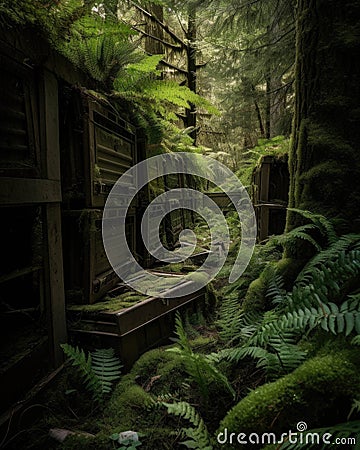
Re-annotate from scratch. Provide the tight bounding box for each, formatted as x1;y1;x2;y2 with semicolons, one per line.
287;0;360;237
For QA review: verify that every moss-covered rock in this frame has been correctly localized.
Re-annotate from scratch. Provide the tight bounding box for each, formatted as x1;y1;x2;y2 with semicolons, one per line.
99;348;190;449
104;349;187;427
217;351;360;449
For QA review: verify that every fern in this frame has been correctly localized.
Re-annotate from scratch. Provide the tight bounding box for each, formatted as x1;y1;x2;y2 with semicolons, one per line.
296;234;360;286
91;348;122;396
162;401;213;450
216;292;246;342
252;298;360;348
272;226;322;252
167;314;235;401
61;344;122;402
63;19;142;88
215;230;360;379
288;208;338;245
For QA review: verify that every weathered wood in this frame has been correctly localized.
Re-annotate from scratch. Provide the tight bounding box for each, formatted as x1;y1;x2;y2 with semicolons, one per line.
44;204;67;367
0;337;49;413
0;265;41;284
113;290;204;335
259;158;271;202
43;70;60;181
252;155;289;241
69;288;206;370
0;178;61;205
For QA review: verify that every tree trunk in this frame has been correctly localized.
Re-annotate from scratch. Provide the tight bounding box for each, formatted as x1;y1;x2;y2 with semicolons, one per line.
144;3;164;55
286;0;360;235
185;5;197;142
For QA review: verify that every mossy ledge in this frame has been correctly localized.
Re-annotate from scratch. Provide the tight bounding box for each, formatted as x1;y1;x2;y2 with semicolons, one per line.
217;350;360;449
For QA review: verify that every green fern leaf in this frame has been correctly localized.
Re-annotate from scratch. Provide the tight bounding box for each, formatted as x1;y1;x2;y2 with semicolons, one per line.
162;401;213;450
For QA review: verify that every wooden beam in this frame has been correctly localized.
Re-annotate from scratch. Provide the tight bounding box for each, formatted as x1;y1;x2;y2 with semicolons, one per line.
44;204;67;367
43;70;60;181
0;178;61;205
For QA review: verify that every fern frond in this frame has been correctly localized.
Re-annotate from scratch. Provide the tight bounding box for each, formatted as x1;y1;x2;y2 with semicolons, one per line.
168;314;235;400
91;348;122;395
288;208;338;245
162;401;213;450
61;343;102;401
61;344;122;402
273;229;322;252
266;273;287;305
296;234;360;285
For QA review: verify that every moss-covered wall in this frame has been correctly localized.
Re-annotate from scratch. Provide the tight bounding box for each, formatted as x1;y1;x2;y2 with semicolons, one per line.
287;0;360;236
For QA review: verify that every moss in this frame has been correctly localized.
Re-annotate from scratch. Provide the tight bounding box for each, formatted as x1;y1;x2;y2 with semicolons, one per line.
241;277;267;311
241;264;277;312
106;349;188;426
106;377;155;429
100;349;190;449
218;351;360;449
156;262;198;273
273;257;305;289
67;292;149;313
60;433;110;450
190;335;217;350
130;348;188;396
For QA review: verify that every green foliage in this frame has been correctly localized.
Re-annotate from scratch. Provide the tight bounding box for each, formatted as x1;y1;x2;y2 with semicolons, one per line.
218;351;360;446
273;208;338;255
61;16;142;87
162;401;213;450
114;67;219;145
61;344;121;403
68;291;148;312
0;0;89;41
215;218;360;379
237;136;289;187
216;241;283;342
167;314;235;401
91;348;122;396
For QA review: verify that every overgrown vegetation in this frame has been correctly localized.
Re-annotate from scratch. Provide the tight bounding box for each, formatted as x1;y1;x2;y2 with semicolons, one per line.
9;211;356;449
60;345;122;403
2;1;360;449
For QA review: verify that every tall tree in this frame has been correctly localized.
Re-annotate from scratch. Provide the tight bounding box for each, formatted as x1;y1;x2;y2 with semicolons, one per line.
124;1;207;142
287;0;360;234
